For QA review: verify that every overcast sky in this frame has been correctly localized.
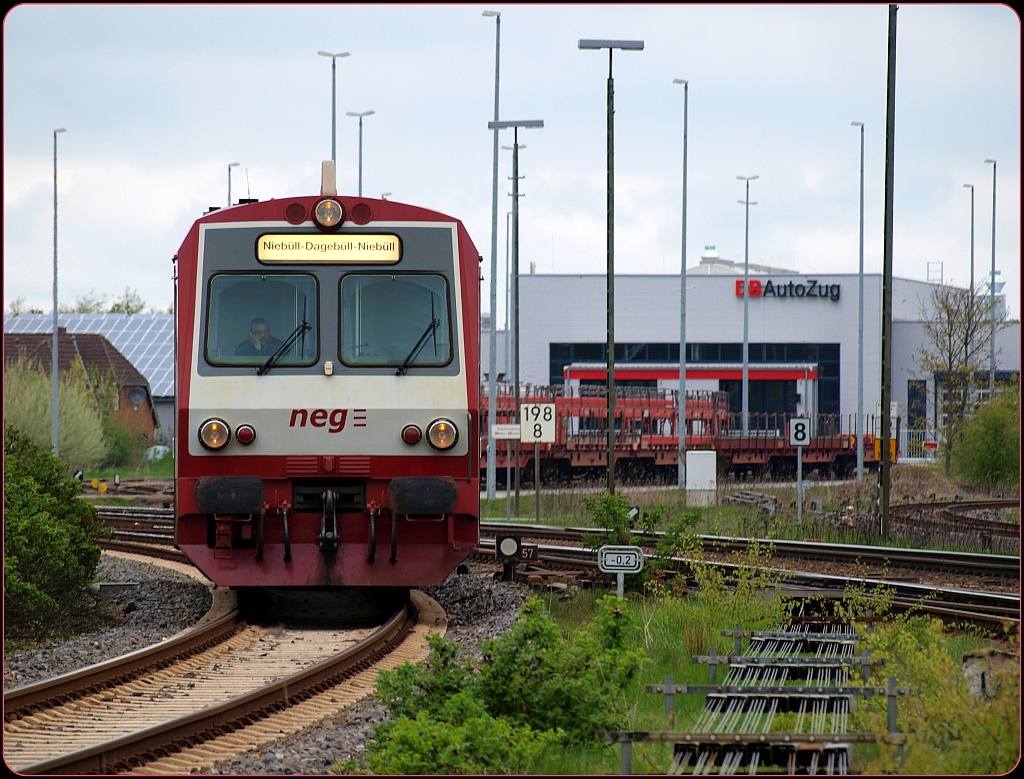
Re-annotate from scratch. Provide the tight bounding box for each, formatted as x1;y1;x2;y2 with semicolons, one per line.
4;3;1020;325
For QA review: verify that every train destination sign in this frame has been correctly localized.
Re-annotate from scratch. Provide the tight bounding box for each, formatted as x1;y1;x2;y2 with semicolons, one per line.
258;234;401;264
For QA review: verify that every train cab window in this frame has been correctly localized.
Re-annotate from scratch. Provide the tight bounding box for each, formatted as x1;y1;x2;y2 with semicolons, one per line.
339;274;452;368
204;274;318;366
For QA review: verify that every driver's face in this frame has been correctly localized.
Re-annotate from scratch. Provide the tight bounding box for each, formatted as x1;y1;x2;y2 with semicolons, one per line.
252;325;270;343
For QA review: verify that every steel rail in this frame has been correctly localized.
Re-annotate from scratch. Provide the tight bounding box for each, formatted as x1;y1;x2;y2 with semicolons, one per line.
14;601;414;775
476;537;1020;632
481;521;1020;578
4;610;242;721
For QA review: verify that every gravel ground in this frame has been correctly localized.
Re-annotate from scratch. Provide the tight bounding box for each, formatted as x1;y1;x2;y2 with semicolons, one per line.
3;555;527;775
3;556;214;690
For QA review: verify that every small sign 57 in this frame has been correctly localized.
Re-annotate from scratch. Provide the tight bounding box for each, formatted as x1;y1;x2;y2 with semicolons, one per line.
597;545;645;573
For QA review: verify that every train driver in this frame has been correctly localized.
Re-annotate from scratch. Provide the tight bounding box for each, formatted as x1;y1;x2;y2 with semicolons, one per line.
235;317;284;356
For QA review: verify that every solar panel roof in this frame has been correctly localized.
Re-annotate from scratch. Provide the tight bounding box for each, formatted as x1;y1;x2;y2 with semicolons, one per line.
4;313;174;398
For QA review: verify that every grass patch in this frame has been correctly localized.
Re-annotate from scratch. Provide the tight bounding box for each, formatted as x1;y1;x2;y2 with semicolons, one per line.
483;463;1017;555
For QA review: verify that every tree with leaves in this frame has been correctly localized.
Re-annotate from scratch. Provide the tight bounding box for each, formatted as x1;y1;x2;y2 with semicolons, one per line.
913;284;1009;475
59;286;149;314
3;356;109;471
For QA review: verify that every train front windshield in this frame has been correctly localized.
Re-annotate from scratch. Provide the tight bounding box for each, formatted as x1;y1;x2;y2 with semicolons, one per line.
205;273;319;366
340;274;451;368
202;271;453;372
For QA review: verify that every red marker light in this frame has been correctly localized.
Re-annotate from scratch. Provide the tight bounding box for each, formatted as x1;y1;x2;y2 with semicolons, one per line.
401;425;422;445
350;202;373;225
235;424;256;445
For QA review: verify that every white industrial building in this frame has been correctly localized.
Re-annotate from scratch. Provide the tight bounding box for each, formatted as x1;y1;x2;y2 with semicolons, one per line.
481;249;1019;451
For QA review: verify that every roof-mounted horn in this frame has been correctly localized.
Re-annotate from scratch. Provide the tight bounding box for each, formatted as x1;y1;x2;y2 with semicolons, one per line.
321;160;337;197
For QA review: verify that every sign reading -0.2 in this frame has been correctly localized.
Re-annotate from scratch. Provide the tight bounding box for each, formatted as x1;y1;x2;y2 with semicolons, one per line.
519;403;556;443
597;545;645;573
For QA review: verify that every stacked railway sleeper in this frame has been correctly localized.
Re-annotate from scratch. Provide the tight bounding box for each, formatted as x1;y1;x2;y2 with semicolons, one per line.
608;600;908;774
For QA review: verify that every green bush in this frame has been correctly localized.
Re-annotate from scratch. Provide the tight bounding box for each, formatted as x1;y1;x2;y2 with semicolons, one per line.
853;615;1020;774
101;416;148;468
362;594;645;773
581;490;669;593
363;692;559;775
374;633;477;721
952;386;1020;491
3;424;109;637
479;595;645;742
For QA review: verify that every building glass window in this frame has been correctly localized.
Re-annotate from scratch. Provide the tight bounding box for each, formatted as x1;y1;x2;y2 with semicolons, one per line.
550;341;841;416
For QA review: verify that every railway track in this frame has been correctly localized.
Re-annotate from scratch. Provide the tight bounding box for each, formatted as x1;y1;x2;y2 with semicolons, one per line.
96;501;1019;577
609;602;909;775
477;523;1020;633
3;582;446;775
92;504;1018;631
11;500;1017;773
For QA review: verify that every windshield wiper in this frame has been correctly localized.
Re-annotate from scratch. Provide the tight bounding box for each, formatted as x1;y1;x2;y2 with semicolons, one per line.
396;318;440;376
256;321;311;376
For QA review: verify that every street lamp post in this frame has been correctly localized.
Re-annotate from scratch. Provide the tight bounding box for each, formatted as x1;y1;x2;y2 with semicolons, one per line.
484;9;501;501
502;146;524;390
227;162;239;207
52;127;66;455
578;38;644;496
503;207;513;381
346;110;374;196
504;207;512;518
737;175;758;436
963;183;975;291
984;158;996;392
317;50;350;163
489;120;543;516
674;78;688;491
852;121;865;481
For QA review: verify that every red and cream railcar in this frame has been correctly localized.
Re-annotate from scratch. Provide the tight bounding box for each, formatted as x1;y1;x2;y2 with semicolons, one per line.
174;163;480;588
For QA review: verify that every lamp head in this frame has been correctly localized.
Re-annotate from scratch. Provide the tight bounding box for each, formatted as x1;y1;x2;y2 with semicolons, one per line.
578;39;644;50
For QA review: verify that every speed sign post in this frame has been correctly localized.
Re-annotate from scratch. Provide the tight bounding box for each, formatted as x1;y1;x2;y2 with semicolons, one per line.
598;544;645;598
789;418;810;527
521;403;556;524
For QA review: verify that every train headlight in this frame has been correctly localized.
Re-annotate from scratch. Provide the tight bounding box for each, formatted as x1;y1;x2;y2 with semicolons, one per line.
425;418;458;451
313;197;344;230
198;418;232;450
